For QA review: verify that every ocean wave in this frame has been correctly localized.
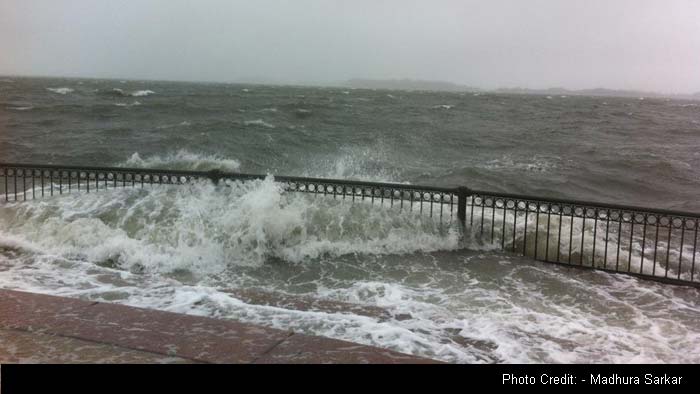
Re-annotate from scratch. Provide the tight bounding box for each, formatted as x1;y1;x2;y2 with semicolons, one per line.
295;109;312;118
99;88;155;97
0;176;458;272
477;155;559;172
131;90;155;97
123;150;241;172
8;105;34;111
47;87;74;95
114;101;141;107
244;119;275;128
302;145;407;183
432;104;454;110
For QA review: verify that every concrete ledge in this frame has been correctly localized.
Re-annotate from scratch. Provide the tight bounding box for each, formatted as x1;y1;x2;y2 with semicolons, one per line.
0;289;438;364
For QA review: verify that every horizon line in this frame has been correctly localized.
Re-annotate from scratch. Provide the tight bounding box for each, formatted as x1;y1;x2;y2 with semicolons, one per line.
2;72;698;97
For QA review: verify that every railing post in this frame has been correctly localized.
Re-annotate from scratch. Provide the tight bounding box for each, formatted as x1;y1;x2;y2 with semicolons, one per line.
208;169;223;185
456;186;470;237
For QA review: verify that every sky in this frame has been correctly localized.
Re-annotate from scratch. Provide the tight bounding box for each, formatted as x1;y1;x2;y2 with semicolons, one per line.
1;0;699;93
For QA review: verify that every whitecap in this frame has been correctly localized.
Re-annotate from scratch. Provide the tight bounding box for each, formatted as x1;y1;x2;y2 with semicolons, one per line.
114;101;141;107
124;150;241;172
47;87;74;95
244;119;275;128
130;90;155;97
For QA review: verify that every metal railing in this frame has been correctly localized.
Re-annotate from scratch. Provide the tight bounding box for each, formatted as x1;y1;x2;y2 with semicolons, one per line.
1;162;698;288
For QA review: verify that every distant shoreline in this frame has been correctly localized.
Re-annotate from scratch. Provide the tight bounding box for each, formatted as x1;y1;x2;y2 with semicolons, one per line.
2;74;699;101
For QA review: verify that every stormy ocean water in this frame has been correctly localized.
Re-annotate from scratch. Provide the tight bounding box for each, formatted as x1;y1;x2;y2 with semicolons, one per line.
1;76;699;363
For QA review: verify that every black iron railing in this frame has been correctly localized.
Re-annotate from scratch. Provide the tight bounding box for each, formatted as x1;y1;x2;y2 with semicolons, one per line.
1;162;698;288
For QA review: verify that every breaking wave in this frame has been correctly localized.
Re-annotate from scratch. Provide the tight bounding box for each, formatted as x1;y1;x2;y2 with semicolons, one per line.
99;88;155;97
46;87;74;95
131;90;155;97
8;105;34;111
244;119;275;128
115;101;141;107
124;150;241;172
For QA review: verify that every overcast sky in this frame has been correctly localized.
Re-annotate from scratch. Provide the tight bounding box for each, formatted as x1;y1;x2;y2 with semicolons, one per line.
1;0;699;93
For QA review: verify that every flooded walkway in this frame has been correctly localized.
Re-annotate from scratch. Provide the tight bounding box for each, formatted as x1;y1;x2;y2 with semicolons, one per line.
0;289;437;364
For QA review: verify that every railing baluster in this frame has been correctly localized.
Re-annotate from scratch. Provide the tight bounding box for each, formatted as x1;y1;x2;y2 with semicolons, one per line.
568;214;574;263
512;203;518;252
545;206;551;262
534;204;539;260
628;218;634;272
523;206;528;257
665;224;672;278
556;208;562;262
592;211;598;267
653;222;660;276
692;224;698;282
679;224;685;280
580;214;585;266
501;201;506;250
615;216;622;271
603;210;610;269
641;218;647;274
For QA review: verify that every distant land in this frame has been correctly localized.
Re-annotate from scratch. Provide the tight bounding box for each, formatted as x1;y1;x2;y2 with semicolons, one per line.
342;78;700;100
493;86;700;100
344;78;480;92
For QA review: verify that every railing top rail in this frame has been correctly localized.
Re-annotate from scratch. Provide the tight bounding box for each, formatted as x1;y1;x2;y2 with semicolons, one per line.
470;189;700;219
0;162;458;193
3;162;700;218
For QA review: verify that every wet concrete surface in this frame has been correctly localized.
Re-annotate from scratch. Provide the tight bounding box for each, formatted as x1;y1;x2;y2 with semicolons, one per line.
0;289;438;364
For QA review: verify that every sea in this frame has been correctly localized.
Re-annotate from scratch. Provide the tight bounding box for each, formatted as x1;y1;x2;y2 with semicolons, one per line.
1;76;699;363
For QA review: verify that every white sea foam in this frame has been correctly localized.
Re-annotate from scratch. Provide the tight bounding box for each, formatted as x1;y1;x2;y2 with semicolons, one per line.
114;101;141;107
303;145;406;183
124;150;241;172
9;106;33;111
130;90;155;97
47;87;74;95
432;104;454;110
478;154;559;172
244;119;275;128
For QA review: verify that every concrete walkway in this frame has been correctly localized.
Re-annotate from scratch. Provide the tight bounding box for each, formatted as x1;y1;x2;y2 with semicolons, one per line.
0;289;437;364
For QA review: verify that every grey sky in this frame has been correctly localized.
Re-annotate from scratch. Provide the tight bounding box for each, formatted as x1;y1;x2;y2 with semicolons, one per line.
1;0;699;93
